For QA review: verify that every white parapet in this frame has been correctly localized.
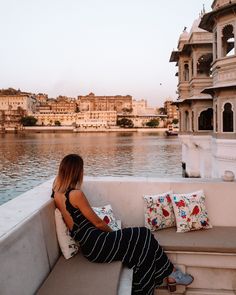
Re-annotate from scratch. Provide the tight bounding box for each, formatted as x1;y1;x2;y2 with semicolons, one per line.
0;177;236;295
212;138;236;179
179;135;212;178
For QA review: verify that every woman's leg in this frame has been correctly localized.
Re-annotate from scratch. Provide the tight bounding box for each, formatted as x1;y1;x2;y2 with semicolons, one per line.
121;227;173;295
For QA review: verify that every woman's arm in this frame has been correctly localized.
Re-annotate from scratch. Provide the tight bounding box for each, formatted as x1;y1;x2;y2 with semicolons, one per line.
69;190;112;232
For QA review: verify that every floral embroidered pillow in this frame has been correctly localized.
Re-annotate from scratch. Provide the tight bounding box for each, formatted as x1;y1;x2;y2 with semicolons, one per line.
171;190;212;233
54;208;79;259
92;204;121;231
143;191;176;231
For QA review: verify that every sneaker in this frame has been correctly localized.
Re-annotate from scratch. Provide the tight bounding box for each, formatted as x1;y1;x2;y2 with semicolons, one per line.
167;268;193;292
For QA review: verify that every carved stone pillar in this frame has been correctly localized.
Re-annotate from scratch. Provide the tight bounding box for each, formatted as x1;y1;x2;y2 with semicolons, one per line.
217;25;222;58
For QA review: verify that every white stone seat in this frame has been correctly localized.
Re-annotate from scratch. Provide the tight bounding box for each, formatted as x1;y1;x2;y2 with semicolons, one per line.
154;226;236;254
37;254;123;295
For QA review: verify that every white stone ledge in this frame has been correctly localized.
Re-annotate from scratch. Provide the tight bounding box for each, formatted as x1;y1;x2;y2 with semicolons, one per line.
1;176;235;239
0;177;236;295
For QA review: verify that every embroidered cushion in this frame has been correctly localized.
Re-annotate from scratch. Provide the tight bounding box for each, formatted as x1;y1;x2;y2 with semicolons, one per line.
171;190;212;233
92;204;120;231
143;191;176;231
54;208;79;259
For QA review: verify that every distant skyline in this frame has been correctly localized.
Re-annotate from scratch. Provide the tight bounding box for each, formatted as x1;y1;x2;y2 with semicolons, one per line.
0;0;213;106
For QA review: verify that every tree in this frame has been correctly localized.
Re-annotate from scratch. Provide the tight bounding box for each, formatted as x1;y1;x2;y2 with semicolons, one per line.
54;120;61;126
20;116;37;126
146;119;159;128
158;107;167;115
117;118;134;128
172;118;179;125
122;107;133;114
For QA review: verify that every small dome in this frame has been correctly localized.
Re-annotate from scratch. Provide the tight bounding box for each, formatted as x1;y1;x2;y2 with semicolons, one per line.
190;17;206;34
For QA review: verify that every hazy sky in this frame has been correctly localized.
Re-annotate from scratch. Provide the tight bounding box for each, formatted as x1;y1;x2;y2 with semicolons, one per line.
0;0;213;106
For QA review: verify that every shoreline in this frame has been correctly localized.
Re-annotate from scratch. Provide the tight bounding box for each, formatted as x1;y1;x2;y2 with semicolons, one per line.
1;126;170;134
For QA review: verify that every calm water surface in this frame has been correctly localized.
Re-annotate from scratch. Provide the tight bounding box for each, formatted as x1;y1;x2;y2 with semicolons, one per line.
0;132;181;205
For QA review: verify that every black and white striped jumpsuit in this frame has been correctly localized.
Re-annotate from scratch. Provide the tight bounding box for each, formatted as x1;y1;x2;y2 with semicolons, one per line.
66;189;174;295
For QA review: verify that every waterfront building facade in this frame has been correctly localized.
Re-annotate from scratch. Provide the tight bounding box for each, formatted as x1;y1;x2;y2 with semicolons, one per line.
48;96;77;114
200;0;236;178
164;100;179;122
117;113;167;128
35;93;48;103
77;92;132;113
34;110;117;127
0;92;36;128
0;93;36;113
132;99;147;115
170;0;236;178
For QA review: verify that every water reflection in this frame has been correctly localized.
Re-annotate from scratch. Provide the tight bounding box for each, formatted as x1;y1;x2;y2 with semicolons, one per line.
0;132;181;205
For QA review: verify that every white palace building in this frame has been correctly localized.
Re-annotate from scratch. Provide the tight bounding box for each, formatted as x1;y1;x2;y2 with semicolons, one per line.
170;0;236;179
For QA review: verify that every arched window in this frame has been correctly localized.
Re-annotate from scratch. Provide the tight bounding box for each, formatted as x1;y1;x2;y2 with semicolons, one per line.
197;54;213;76
198;108;213;130
222;24;235;57
184;64;189;81
192;111;194;132
185;111;189;131
223;103;234;132
215;104;218;132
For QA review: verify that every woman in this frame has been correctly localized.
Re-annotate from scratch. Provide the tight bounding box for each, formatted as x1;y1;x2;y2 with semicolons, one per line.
52;154;193;295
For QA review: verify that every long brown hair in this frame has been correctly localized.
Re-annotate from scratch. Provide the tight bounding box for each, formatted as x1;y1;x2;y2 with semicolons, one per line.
53;154;84;193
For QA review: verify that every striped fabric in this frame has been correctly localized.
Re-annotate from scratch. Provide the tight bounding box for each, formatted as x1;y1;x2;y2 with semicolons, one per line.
66;190;173;295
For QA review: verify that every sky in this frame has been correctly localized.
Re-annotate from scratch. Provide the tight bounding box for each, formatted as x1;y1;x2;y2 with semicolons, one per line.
0;0;213;107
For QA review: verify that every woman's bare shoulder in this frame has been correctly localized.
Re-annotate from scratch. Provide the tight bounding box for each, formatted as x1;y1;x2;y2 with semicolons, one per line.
69;189;85;206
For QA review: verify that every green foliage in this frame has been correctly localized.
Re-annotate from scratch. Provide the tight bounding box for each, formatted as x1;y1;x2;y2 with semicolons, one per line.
20;116;37;126
146;118;159;128
158;107;167;115
117;118;134;128
0;88;21;95
122;107;133;114
172;118;179;125
54;120;61;126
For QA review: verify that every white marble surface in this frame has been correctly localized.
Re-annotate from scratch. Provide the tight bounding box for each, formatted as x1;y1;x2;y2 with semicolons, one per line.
118;267;133;295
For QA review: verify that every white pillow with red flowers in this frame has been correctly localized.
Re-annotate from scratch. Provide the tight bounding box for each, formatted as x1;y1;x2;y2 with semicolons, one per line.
171;190;212;233
54;208;79;259
143;191;176;231
92;204;120;231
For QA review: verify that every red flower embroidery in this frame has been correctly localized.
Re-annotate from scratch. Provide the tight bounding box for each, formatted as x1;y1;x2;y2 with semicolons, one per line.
191;205;200;215
103;215;110;224
162;208;170;217
166;195;171;203
176;200;185;207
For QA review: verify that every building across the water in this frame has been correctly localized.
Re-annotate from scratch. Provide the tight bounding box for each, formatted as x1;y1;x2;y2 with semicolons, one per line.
77;92;132;113
164;100;179;123
0;89;36;128
34;110;117;127
170;0;236;178
0;92;36;113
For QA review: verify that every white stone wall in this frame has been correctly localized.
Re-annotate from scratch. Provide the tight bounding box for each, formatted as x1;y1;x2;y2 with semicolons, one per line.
180;135;213;178
212;138;236;178
0;95;35;112
1;178;236;295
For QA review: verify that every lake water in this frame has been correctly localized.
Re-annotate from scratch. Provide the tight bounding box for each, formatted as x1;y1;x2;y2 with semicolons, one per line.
0;131;182;205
